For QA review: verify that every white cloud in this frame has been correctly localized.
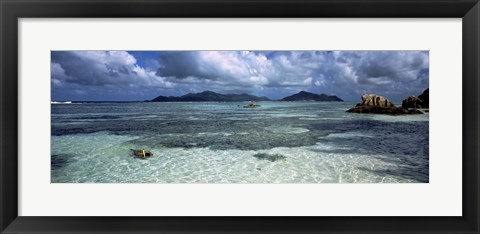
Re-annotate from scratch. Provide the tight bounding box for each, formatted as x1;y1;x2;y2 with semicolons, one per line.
303;77;313;85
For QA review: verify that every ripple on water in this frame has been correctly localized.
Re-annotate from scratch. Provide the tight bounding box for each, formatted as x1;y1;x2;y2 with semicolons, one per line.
51;102;428;183
51;131;427;183
264;125;310;134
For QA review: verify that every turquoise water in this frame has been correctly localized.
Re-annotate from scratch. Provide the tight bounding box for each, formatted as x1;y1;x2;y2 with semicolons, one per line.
51;102;429;183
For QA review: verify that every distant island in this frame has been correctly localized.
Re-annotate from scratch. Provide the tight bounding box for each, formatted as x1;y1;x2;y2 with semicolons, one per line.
280;91;343;102
151;91;270;102
149;90;343;102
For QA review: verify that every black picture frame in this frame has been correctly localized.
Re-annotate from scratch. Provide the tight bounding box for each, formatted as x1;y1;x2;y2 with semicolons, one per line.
1;0;479;233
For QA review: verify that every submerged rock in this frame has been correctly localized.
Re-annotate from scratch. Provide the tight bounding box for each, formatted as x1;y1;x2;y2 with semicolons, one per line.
130;149;153;159
253;153;287;162
51;154;75;169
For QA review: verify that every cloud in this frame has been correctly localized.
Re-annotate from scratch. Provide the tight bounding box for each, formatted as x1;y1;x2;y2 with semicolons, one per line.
156;51;273;83
346;51;428;84
51;51;173;88
154;51;428;100
51;50;429;101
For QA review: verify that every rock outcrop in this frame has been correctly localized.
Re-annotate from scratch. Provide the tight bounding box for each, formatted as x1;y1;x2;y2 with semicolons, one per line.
347;93;423;115
401;89;429;109
418;88;429;108
358;94;395;108
402;96;423;109
347;105;423;115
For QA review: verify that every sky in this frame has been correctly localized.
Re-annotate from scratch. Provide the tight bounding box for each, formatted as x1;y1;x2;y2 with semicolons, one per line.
51;50;429;102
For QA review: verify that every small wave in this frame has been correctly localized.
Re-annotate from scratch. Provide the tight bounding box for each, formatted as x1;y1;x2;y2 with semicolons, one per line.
264;125;309;134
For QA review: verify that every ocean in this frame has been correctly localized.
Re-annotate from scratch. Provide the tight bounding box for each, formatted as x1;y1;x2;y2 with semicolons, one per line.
51;101;429;183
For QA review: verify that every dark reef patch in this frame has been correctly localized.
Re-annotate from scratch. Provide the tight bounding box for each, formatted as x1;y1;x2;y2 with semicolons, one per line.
356;166;429;183
52;103;333;150
253;153;287;162
51;154;75;169
307;119;429;183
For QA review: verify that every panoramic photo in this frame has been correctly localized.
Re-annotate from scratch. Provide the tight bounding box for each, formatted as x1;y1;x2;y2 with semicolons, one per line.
51;50;429;183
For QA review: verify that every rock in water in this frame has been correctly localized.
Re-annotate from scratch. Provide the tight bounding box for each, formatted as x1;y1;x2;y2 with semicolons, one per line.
347;105;423;115
359;94;395;108
130;149;153;158
402;96;423;109
418;88;429;108
347;93;423;115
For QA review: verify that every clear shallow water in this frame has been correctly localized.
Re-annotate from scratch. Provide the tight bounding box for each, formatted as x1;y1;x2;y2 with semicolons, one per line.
51;102;429;183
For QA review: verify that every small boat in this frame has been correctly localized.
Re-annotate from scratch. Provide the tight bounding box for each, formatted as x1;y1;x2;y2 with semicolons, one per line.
243;103;261;108
51;101;72;104
130;149;153;159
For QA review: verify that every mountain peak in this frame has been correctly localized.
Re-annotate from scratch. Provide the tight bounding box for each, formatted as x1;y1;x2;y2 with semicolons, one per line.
152;91;270;102
281;91;343;102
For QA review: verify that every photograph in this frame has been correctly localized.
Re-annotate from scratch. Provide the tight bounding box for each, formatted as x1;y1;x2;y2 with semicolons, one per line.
51;50;429;183
3;0;478;232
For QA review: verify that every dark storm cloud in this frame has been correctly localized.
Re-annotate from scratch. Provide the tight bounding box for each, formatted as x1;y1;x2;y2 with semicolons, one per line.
52;51;138;86
354;51;428;85
51;51;173;87
155;52;216;80
51;51;176;101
